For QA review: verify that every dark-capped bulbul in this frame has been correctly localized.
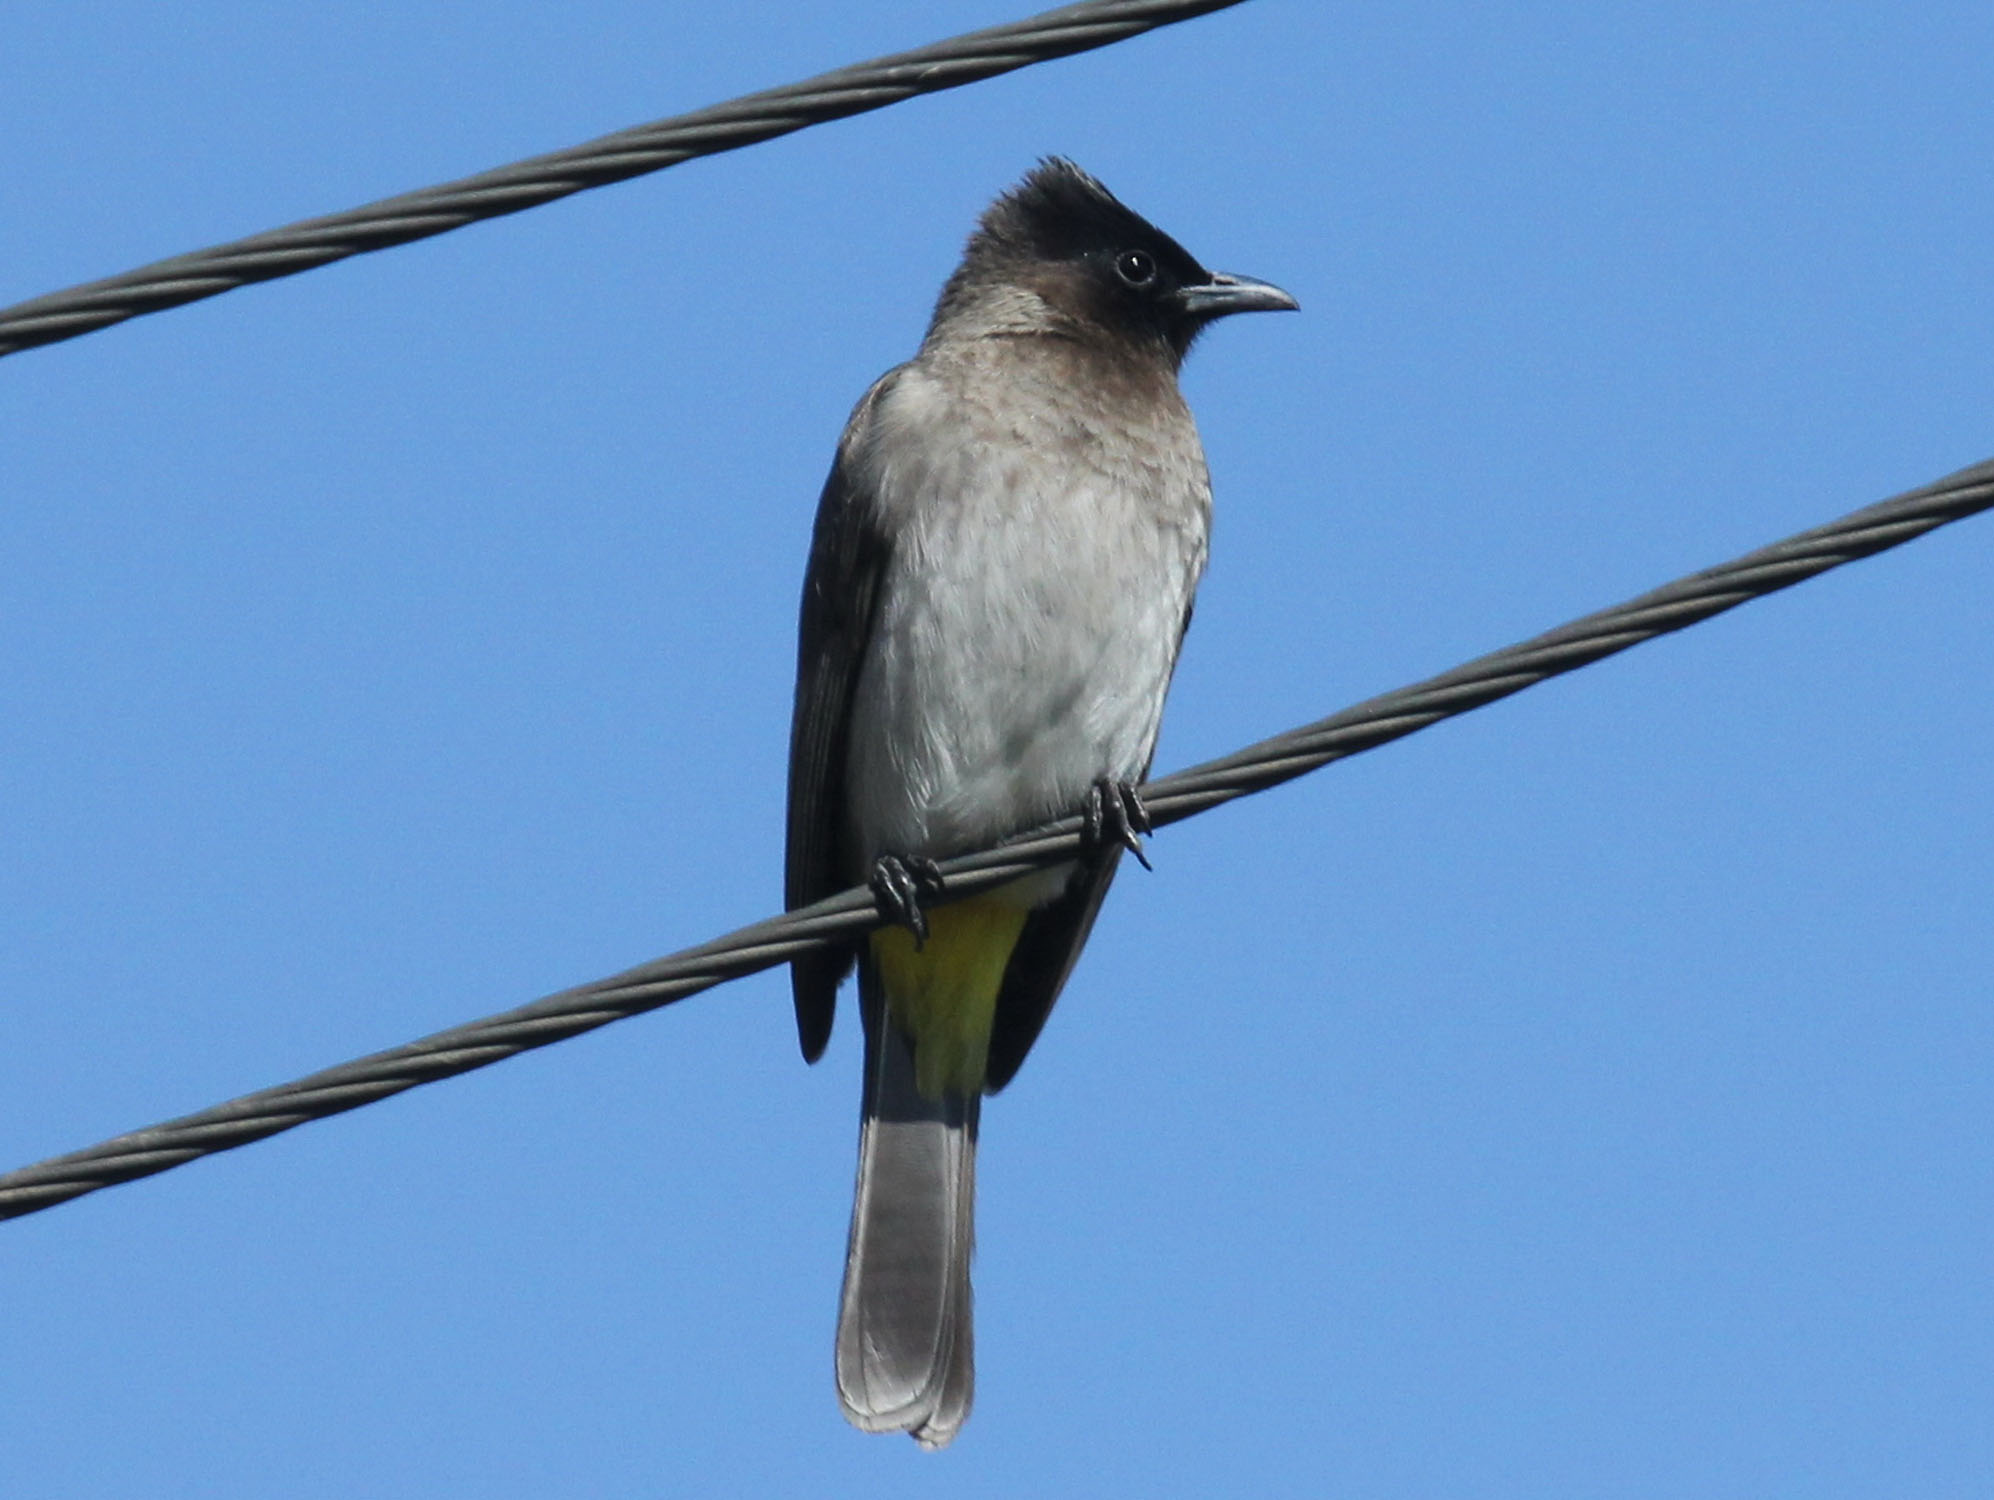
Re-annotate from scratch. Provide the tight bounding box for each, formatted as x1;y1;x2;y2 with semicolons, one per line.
785;159;1295;1447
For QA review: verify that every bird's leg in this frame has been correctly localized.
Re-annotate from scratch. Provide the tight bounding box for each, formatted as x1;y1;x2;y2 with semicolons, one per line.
1083;778;1153;871
870;853;946;948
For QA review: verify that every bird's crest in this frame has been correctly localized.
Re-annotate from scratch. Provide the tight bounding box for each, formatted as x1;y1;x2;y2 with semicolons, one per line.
967;158;1203;279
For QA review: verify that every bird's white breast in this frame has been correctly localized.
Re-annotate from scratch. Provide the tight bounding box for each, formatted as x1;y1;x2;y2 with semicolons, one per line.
843;349;1210;872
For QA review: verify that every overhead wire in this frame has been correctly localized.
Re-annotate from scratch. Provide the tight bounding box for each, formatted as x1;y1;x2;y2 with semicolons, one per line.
2;455;1988;1222
0;0;1249;358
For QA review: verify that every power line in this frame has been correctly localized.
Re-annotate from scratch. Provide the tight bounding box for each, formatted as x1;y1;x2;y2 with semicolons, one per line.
0;0;1249;359
2;455;1987;1224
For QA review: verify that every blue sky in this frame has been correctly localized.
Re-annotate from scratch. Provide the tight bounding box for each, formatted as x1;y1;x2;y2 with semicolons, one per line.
3;3;1991;1494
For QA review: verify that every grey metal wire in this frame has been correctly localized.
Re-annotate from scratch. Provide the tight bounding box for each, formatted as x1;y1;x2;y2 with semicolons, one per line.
2;456;1988;1222
0;0;1249;359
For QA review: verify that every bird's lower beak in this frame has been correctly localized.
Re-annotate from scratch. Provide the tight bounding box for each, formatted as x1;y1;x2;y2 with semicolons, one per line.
1174;271;1299;318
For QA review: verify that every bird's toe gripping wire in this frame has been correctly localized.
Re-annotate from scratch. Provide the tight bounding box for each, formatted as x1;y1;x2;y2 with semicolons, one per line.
869;853;947;948
1083;778;1153;871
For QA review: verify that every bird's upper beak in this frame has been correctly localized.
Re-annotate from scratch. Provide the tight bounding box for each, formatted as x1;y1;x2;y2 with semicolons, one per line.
1173;271;1299;319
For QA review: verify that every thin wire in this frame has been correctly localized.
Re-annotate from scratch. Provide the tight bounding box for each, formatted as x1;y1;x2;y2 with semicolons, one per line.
2;456;1988;1223
0;0;1249;359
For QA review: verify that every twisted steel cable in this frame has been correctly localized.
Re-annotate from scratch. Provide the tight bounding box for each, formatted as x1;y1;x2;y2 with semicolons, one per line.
0;0;1249;359
2;456;1988;1222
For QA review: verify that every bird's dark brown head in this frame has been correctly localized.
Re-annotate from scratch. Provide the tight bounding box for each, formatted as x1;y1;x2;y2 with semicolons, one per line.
928;158;1296;367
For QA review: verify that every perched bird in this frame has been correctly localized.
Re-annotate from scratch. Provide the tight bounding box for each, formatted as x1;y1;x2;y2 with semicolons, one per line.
785;159;1295;1447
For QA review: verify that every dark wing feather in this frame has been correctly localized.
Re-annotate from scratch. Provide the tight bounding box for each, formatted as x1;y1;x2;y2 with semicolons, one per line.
984;849;1123;1093
786;374;898;1062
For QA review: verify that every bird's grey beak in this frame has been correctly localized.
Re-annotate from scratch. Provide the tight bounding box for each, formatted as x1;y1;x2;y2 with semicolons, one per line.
1174;271;1299;318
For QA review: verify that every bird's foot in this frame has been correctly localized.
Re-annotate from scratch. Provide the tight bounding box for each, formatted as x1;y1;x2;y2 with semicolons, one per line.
1083;778;1153;871
870;854;946;948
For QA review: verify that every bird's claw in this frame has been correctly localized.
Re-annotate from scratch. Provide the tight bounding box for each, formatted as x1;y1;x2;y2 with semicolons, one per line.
870;854;946;948
1084;778;1153;871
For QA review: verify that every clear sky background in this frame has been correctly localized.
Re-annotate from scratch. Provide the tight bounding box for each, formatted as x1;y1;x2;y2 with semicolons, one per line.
3;3;1991;1494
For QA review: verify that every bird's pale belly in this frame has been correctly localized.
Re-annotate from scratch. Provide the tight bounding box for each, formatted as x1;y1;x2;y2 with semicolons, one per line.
844;517;1194;876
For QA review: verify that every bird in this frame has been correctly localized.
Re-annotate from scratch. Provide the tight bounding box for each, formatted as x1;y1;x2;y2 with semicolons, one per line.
784;158;1295;1447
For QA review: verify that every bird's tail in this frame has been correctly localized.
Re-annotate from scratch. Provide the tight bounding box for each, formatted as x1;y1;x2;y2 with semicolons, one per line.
835;955;978;1449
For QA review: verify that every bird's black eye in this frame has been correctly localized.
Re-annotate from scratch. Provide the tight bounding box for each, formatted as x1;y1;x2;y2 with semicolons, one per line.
1114;249;1157;287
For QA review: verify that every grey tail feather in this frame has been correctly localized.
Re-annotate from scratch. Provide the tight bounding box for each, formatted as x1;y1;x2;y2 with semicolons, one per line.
836;956;978;1448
